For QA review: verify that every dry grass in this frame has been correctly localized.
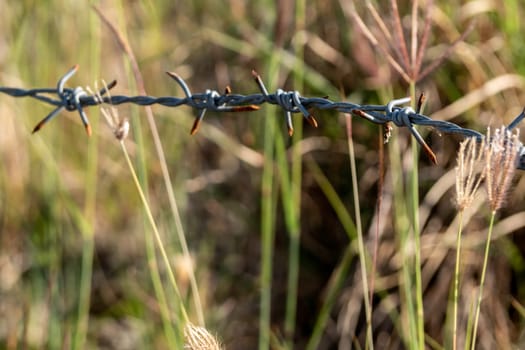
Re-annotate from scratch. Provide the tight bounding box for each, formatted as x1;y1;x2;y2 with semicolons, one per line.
1;1;525;349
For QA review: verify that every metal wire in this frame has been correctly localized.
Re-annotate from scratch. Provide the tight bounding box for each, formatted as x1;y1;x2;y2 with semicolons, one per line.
1;65;525;169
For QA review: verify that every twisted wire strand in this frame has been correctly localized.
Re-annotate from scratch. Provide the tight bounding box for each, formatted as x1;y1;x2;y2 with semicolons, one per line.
1;65;525;169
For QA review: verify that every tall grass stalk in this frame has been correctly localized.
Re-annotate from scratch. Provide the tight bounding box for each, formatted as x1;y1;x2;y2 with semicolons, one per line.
94;87;184;345
345;114;374;349
347;1;472;345
72;14;101;350
452;213;464;350
118;64;179;343
273;128;297;347
282;0;306;346
101;6;176;343
72;143;96;350
464;299;476;350
469;213;495;350
259;58;281;350
345;1;434;346
255;3;297;348
408;85;425;350
453;135;485;350
121;139;187;346
387;126;419;349
273;116;298;348
95;4;205;326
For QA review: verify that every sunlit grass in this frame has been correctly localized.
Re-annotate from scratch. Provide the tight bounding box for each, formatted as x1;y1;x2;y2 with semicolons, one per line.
2;1;525;349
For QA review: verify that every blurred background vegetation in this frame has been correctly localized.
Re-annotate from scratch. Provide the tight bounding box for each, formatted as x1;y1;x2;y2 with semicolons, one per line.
1;0;525;349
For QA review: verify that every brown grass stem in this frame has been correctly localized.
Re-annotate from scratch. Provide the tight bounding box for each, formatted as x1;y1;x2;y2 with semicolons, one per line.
93;5;204;326
345;114;374;350
120;139;189;324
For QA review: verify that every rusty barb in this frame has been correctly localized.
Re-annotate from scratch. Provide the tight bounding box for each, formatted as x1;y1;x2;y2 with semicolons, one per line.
1;65;525;169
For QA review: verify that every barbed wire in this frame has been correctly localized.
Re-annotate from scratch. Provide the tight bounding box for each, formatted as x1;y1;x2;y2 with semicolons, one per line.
1;64;525;169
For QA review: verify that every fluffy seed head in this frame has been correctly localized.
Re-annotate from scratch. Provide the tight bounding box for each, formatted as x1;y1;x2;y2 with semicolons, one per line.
184;324;223;350
484;126;520;212
455;136;486;211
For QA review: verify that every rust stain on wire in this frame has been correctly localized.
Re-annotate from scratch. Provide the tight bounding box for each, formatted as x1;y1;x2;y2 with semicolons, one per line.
1;65;525;168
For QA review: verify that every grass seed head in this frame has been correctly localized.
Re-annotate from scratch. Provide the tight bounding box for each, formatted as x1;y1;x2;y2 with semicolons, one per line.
184;324;223;350
484;126;520;212
348;0;471;84
455;136;486;211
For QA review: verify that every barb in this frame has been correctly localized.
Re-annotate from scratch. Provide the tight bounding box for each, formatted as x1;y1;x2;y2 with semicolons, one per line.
1;65;525;169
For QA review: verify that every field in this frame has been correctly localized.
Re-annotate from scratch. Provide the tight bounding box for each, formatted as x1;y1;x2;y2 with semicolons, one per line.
1;1;525;349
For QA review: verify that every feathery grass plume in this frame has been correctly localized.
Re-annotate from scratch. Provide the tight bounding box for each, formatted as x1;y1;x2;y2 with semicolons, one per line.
470;126;520;349
346;0;472;84
453;135;485;350
455;136;486;211
184;324;223;350
484;126;520;212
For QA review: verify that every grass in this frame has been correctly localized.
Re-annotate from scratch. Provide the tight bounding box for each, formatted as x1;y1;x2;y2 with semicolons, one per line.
2;1;525;349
